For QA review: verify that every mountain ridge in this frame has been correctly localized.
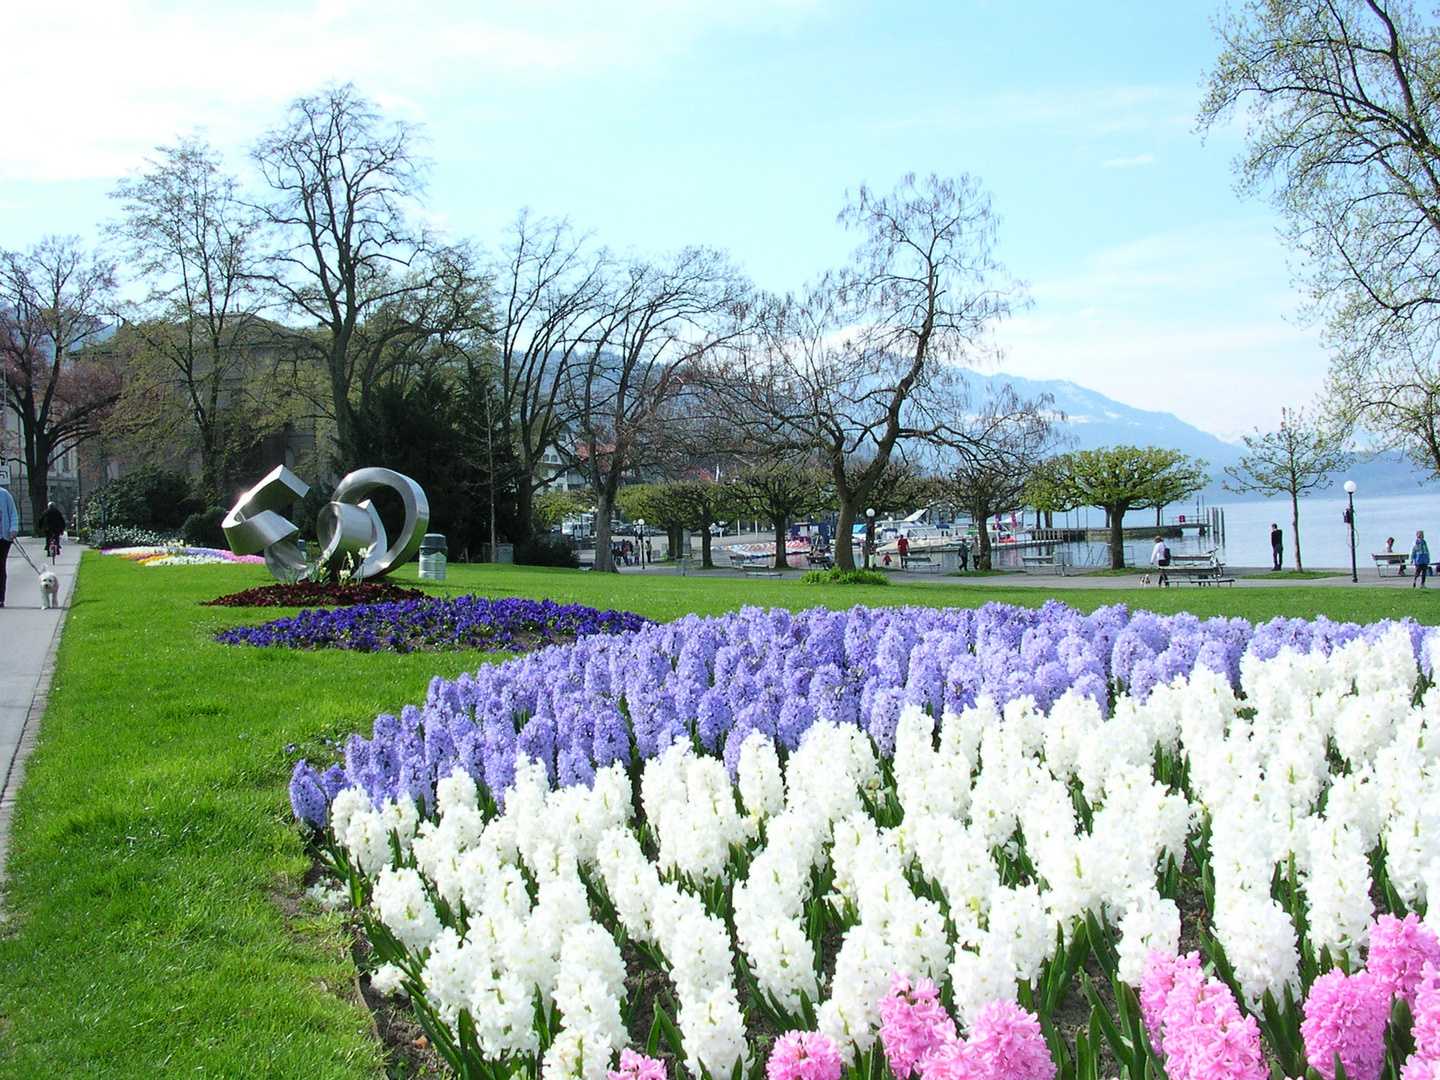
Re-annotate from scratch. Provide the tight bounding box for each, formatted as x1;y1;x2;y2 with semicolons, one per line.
959;370;1431;497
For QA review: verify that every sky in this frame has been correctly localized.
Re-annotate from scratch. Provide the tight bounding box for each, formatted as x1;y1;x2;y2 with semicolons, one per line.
0;0;1325;442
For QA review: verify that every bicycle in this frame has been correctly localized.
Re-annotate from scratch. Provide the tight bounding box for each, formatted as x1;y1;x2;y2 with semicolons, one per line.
44;534;60;560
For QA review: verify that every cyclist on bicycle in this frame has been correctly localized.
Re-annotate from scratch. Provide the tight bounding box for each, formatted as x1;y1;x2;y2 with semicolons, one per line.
37;501;66;559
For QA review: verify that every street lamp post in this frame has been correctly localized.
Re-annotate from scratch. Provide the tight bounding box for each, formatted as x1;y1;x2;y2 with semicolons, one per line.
865;507;876;570
635;519;646;568
1343;480;1358;584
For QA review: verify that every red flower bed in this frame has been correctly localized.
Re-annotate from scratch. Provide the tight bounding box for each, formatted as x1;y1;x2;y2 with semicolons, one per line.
204;582;428;608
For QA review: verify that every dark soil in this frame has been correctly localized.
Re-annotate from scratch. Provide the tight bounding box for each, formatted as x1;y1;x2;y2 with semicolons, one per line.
297;862;446;1079
204;582;428;608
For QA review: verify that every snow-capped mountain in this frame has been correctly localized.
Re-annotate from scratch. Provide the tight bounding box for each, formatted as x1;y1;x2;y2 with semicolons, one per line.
959;370;1430;496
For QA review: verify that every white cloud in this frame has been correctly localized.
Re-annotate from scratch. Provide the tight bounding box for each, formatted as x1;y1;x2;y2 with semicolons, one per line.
994;217;1330;439
1102;153;1158;168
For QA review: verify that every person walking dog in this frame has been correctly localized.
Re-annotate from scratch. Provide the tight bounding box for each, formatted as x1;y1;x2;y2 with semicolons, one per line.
0;485;17;608
1413;530;1431;588
1270;523;1284;571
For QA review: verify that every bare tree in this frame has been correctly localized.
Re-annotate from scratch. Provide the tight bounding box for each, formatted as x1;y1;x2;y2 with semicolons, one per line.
110;135;271;499
945;386;1064;570
253;83;486;470
1224;406;1352;571
569;248;749;573
728;175;1021;569
0;237;121;523
490;211;611;540
1200;1;1440;472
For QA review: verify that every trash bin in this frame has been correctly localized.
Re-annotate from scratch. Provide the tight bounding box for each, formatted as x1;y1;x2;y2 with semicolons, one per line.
418;533;447;581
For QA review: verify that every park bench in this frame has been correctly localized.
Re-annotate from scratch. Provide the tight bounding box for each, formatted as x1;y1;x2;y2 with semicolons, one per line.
1156;553;1234;587
730;551;782;577
1021;553;1067;575
1373;552;1408;577
901;553;941;573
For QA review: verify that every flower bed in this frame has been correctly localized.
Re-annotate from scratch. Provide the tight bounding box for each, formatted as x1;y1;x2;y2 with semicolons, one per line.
104;544;264;566
204;582;427;608
291;602;1440;1080
219;595;650;653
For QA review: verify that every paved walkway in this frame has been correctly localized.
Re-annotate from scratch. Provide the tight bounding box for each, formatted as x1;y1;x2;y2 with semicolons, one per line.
618;560;1431;588
0;539;81;915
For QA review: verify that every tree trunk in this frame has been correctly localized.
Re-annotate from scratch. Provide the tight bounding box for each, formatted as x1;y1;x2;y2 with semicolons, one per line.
668;526;683;562
701;524;714;569
593;492;616;573
836;502;857;571
1109;503;1127;569
1291;491;1303;573
975;520;993;570
773;516;790;570
513;481;537;545
1155;505;1163;527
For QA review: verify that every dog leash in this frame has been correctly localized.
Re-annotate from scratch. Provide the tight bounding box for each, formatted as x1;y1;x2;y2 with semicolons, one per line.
10;538;43;575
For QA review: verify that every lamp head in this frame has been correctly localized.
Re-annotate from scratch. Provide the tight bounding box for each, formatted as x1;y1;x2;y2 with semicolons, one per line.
866;508;876;519
1344;480;1357;494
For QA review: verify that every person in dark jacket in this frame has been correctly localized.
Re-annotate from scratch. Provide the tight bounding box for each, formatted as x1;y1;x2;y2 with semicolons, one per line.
1270;523;1284;571
37;501;66;557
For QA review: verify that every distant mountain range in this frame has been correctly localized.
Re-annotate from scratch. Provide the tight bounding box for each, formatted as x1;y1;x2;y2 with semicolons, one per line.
958;370;1432;497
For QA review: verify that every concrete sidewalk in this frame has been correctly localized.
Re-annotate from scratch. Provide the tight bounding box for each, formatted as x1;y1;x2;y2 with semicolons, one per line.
0;538;82;914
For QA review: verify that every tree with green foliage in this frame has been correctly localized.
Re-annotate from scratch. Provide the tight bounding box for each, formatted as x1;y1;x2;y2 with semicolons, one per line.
732;465;830;570
531;489;590;534
1044;446;1209;569
615;479;735;568
1224;407;1352;572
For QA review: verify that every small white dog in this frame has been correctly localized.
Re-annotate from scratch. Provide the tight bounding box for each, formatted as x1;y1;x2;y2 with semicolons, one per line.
38;567;59;609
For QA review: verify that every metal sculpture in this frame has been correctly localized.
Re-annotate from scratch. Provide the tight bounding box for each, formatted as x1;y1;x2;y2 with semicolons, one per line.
223;465;430;581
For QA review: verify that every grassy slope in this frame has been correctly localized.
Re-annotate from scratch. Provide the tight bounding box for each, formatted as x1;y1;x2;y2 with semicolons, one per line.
2;556;1438;1078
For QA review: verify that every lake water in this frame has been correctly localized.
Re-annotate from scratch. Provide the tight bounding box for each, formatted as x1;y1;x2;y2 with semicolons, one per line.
1030;490;1440;570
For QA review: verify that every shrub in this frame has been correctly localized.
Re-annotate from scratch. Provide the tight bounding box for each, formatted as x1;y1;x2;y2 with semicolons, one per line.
84;466;203;533
801;567;891;586
513;534;580;569
183;507;229;549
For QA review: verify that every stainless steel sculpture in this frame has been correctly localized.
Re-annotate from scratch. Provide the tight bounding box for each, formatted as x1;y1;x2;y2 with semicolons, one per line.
223;465;430;581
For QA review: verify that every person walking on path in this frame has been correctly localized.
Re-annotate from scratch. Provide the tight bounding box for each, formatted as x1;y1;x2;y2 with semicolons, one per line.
0;486;17;608
1271;523;1284;571
37;501;65;559
1413;531;1432;587
958;537;970;571
897;533;910;569
1150;534;1172;586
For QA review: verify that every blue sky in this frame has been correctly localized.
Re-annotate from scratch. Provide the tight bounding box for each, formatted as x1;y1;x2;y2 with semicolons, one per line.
0;0;1323;440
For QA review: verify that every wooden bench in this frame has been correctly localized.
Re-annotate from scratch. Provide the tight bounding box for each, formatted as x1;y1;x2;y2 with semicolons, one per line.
730;552;782;577
1021;554;1067;575
1155;557;1234;587
901;554;942;573
1373;553;1408;577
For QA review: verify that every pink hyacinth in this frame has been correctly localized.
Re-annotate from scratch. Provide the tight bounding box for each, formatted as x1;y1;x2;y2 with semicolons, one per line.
1369;914;1440;1008
1410;962;1440;1063
1140;950;1202;1057
917;1038;979;1080
1402;1059;1440;1080
609;1049;668;1080
766;1031;842;1080
1301;969;1391;1080
880;973;958;1080
1140;951;1266;1080
966;999;1056;1080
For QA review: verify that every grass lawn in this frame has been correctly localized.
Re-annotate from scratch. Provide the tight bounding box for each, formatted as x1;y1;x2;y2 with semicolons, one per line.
2;554;1438;1078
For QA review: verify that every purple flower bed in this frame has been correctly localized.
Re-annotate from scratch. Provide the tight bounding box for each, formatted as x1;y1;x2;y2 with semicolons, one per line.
217;594;649;654
289;600;1439;829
